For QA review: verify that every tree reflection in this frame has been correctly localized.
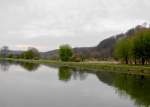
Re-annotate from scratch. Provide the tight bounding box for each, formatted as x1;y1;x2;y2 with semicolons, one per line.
96;72;150;107
0;60;10;72
0;60;40;72
58;66;88;82
72;70;87;80
58;66;72;82
19;62;40;71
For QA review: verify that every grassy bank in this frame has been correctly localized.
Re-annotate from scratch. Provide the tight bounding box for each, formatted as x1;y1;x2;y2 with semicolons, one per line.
1;58;150;76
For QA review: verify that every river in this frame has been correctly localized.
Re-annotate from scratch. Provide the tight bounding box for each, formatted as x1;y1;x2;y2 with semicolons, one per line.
0;60;149;107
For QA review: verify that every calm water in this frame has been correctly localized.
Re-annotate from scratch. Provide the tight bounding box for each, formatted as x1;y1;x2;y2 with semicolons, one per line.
0;60;150;107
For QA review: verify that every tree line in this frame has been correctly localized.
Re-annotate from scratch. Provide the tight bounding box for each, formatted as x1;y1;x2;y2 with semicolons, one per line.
114;28;150;65
0;47;40;60
0;45;81;62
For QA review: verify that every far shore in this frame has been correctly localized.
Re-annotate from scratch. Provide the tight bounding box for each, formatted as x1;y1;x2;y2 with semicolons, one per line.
1;58;150;76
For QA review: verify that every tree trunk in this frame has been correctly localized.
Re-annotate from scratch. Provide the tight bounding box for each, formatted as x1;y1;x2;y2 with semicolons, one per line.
134;60;137;64
125;57;128;64
142;58;145;65
134;57;137;65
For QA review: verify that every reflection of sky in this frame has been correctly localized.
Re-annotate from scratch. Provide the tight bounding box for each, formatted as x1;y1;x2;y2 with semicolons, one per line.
0;64;136;107
0;0;150;51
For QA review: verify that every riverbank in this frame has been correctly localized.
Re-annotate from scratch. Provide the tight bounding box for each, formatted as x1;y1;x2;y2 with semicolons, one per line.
1;58;150;76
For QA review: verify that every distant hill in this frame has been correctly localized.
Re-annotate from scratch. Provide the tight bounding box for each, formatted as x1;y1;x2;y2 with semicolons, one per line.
41;25;149;60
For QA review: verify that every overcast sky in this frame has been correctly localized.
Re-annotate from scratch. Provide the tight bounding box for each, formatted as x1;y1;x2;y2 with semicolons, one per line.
0;0;150;51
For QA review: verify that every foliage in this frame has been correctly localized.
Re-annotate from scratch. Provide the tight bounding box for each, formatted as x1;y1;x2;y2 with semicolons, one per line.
132;29;150;64
114;28;150;65
21;47;40;60
8;54;14;58
114;38;131;64
59;44;73;61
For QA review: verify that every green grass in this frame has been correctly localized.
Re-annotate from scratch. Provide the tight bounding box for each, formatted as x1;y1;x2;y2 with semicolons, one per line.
1;58;150;76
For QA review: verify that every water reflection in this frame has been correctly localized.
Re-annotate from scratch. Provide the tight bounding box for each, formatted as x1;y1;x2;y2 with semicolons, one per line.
96;72;150;107
72;68;88;81
58;66;150;107
58;66;72;81
0;60;40;72
58;67;88;82
0;60;10;71
19;62;40;71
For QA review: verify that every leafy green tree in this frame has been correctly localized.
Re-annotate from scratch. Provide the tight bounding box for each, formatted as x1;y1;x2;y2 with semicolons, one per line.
114;38;131;64
23;50;34;59
132;29;150;65
114;28;150;65
59;44;73;61
21;47;40;60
